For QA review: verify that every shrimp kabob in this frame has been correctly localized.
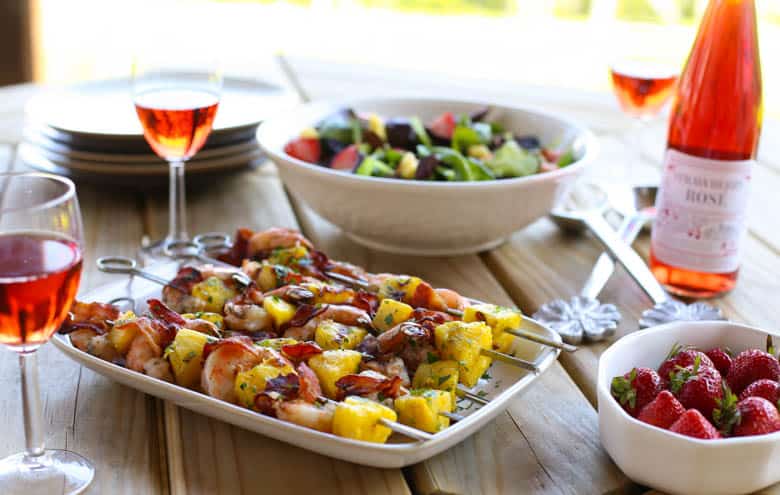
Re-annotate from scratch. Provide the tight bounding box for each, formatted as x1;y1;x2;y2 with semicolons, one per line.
70;228;556;443
202;227;576;354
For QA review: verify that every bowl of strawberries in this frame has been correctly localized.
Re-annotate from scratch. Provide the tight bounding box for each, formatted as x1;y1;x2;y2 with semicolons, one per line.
598;320;780;495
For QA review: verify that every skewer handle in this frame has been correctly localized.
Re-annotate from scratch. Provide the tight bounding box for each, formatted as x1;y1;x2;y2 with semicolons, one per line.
378;418;432;442
504;328;577;353
455;387;489;406
96;256;177;289
481;348;540;374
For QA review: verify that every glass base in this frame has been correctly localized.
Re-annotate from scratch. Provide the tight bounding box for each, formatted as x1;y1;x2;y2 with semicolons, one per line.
0;450;94;495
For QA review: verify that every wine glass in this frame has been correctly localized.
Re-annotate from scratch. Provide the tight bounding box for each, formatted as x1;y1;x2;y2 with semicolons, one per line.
609;58;679;176
132;54;222;261
0;173;93;494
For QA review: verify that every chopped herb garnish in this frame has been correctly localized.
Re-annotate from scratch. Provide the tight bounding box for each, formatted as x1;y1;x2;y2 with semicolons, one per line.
427;352;439;364
239;382;248;390
438;374;451;386
477;390;488;397
384;313;394;326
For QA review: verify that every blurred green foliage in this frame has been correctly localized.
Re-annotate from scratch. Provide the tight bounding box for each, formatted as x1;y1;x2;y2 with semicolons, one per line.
356;0;514;15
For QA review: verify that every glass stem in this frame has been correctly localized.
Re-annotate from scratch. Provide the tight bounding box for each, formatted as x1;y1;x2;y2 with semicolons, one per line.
20;352;45;459
168;160;187;243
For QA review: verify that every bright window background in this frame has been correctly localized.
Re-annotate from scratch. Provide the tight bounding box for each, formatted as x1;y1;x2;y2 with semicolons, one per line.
33;0;780;117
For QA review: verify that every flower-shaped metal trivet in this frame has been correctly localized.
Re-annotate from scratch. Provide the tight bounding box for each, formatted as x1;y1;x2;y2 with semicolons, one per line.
533;296;622;345
639;300;725;329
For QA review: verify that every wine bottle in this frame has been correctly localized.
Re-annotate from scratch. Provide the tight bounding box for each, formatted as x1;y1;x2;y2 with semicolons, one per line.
649;0;762;298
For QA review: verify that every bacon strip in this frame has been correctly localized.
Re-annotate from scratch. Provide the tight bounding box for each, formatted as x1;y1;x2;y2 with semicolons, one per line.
411;308;455;332
218;228;254;266
264;373;300;400
335;374;404;400
351;291;379;315
147;298;187;327
281;341;323;362
281;304;328;332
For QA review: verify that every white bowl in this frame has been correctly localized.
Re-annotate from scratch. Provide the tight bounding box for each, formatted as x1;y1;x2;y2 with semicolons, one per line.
257;97;597;255
598;321;780;495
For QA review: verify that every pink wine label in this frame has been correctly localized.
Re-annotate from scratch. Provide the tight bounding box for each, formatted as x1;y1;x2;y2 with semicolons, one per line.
651;149;753;273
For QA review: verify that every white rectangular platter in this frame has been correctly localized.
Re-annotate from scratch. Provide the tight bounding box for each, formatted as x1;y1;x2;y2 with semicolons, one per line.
52;262;560;468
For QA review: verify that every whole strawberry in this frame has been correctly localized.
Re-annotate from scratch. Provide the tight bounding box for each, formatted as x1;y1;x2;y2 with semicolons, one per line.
670;357;723;420
611;367;662;417
669;409;722;439
706;347;733;377
727;349;780;395
658;343;714;387
739;379;780;406
733;397;780;437
637;390;686;429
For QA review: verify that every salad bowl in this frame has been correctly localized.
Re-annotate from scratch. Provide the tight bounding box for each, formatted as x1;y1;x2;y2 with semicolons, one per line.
257;97;597;255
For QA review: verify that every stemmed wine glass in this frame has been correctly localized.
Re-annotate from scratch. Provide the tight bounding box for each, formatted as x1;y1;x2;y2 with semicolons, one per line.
0;173;93;494
609;58;678;174
132;54;222;261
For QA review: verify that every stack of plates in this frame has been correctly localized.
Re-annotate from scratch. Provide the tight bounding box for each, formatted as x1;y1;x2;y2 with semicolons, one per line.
19;77;296;185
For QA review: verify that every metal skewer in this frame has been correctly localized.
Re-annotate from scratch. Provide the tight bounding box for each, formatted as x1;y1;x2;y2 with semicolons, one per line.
327;270;573;354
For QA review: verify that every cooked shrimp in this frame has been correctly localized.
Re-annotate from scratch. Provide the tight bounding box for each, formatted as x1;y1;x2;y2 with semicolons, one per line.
297;362;323;403
85;334;120;362
361;356;411;387
224;300;273;333
274;399;335;433
201;337;262;403
282;304;372;342
183;318;221;336
248;227;313;256
125;317;174;378
436;288;467;311
144;357;174;382
69;328;99;353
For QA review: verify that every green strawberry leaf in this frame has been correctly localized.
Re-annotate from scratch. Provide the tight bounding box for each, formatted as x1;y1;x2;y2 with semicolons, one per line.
611;368;638;409
713;383;740;435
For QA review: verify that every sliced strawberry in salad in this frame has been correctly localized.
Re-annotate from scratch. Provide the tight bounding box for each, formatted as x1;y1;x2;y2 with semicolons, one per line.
330;144;362;170
284;137;321;163
429;111;456;140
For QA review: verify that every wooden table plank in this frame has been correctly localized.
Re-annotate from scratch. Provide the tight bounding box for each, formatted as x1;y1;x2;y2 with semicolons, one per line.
142;166;411;495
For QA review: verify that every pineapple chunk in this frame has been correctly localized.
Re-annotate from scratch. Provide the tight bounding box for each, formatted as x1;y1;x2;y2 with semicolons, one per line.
308;350;363;399
263;296;298;329
463;304;520;354
412;360;459;403
300;126;319;139
255;262;300;291
302;281;353;305
333;396;396;443
376;275;423;303
367;113;387;141
181;312;224;329
434;321;492;388
257;337;299;351
394;389;453;433
372;299;414;332
108;311;138;354
268;245;309;266
234;349;296;409
315;320;367;350
191;277;237;313
164;329;211;389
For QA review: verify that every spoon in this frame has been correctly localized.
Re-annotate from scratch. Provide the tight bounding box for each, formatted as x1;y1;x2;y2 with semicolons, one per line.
534;185;656;343
541;185;723;343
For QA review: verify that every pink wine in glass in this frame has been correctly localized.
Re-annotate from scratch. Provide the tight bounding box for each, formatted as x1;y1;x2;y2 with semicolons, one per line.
0;233;82;349
134;88;219;161
610;61;678;119
650;0;761;298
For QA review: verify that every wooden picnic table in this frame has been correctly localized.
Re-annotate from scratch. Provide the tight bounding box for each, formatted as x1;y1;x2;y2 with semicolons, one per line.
0;56;778;495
